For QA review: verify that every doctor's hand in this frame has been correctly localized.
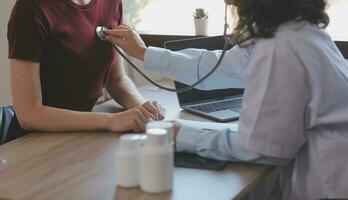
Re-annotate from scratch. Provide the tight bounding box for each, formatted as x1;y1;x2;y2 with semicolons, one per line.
104;25;147;61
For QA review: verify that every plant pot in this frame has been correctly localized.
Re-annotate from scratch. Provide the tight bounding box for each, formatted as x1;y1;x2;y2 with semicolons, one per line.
194;18;208;36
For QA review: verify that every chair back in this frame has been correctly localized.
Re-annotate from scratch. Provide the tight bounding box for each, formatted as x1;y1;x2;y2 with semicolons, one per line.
0;106;26;144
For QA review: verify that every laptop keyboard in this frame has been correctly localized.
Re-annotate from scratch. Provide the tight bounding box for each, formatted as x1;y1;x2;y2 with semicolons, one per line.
189;98;242;113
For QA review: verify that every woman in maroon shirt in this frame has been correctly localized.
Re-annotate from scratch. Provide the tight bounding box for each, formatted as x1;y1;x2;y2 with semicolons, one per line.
7;0;164;134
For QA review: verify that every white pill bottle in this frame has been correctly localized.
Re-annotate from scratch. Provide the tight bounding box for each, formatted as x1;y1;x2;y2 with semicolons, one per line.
139;128;174;193
146;121;174;145
116;134;141;188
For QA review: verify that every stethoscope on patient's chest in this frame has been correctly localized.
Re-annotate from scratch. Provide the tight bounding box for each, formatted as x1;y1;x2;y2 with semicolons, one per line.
95;4;248;93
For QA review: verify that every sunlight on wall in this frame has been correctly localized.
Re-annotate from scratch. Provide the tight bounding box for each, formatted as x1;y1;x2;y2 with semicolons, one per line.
127;0;348;39
327;1;348;40
134;0;226;35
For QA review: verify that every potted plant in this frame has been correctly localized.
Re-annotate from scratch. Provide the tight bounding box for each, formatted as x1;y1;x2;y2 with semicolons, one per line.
193;8;209;36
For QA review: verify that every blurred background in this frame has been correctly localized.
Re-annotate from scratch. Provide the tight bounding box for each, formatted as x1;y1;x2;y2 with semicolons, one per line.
1;0;347;106
124;0;348;39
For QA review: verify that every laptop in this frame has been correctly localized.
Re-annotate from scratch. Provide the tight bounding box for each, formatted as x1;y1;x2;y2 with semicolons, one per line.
164;36;244;122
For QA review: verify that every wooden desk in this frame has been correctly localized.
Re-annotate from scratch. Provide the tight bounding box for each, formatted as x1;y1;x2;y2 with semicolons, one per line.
0;80;273;200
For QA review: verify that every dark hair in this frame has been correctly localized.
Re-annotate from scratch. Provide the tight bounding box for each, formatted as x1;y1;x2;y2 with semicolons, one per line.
233;0;329;40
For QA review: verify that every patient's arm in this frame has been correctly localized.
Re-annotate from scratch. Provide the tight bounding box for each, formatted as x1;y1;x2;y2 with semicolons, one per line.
10;59;110;132
105;55;165;120
10;59;157;132
105;55;146;109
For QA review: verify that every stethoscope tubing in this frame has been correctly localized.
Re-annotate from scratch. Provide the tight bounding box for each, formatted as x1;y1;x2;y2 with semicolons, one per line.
96;25;240;93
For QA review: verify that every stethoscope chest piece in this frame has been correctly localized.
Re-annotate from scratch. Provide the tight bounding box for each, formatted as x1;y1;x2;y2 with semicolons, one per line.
96;26;107;41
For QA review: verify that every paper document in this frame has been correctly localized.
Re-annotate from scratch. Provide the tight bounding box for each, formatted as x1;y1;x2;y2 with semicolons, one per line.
176;119;239;132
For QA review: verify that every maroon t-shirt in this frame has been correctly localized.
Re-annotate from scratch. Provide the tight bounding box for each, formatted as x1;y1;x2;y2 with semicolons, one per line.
8;0;122;111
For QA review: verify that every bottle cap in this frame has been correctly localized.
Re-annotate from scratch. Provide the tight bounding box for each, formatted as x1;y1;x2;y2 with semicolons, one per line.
146;128;168;145
146;121;173;144
119;134;142;150
146;121;173;130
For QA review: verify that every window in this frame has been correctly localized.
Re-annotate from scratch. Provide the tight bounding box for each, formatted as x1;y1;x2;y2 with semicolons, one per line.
327;0;348;40
123;0;226;35
124;0;348;40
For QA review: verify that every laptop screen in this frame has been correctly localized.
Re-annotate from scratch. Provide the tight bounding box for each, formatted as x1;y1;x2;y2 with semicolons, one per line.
165;36;244;106
174;82;243;105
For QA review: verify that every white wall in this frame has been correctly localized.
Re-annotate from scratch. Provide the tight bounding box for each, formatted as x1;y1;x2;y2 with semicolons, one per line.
0;0;15;106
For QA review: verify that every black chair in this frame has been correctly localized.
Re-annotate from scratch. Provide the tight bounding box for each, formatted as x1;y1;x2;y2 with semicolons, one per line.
0;106;27;145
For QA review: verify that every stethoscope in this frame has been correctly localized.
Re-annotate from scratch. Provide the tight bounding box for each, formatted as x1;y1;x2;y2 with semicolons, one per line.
95;4;246;93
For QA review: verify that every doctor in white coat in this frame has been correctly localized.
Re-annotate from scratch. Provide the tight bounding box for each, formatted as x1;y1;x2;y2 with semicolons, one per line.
104;0;348;199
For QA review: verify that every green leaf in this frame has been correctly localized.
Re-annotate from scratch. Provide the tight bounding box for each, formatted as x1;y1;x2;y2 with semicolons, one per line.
193;8;208;19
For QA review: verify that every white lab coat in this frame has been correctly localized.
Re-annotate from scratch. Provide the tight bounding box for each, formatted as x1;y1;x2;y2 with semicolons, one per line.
143;21;348;199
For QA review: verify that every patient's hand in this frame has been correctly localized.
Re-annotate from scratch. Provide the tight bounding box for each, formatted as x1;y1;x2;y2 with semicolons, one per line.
104;25;147;61
142;101;166;121
105;105;151;133
105;101;165;133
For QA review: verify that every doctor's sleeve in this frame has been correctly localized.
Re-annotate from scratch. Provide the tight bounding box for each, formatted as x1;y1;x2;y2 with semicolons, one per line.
176;125;289;165
143;45;251;90
237;40;310;159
